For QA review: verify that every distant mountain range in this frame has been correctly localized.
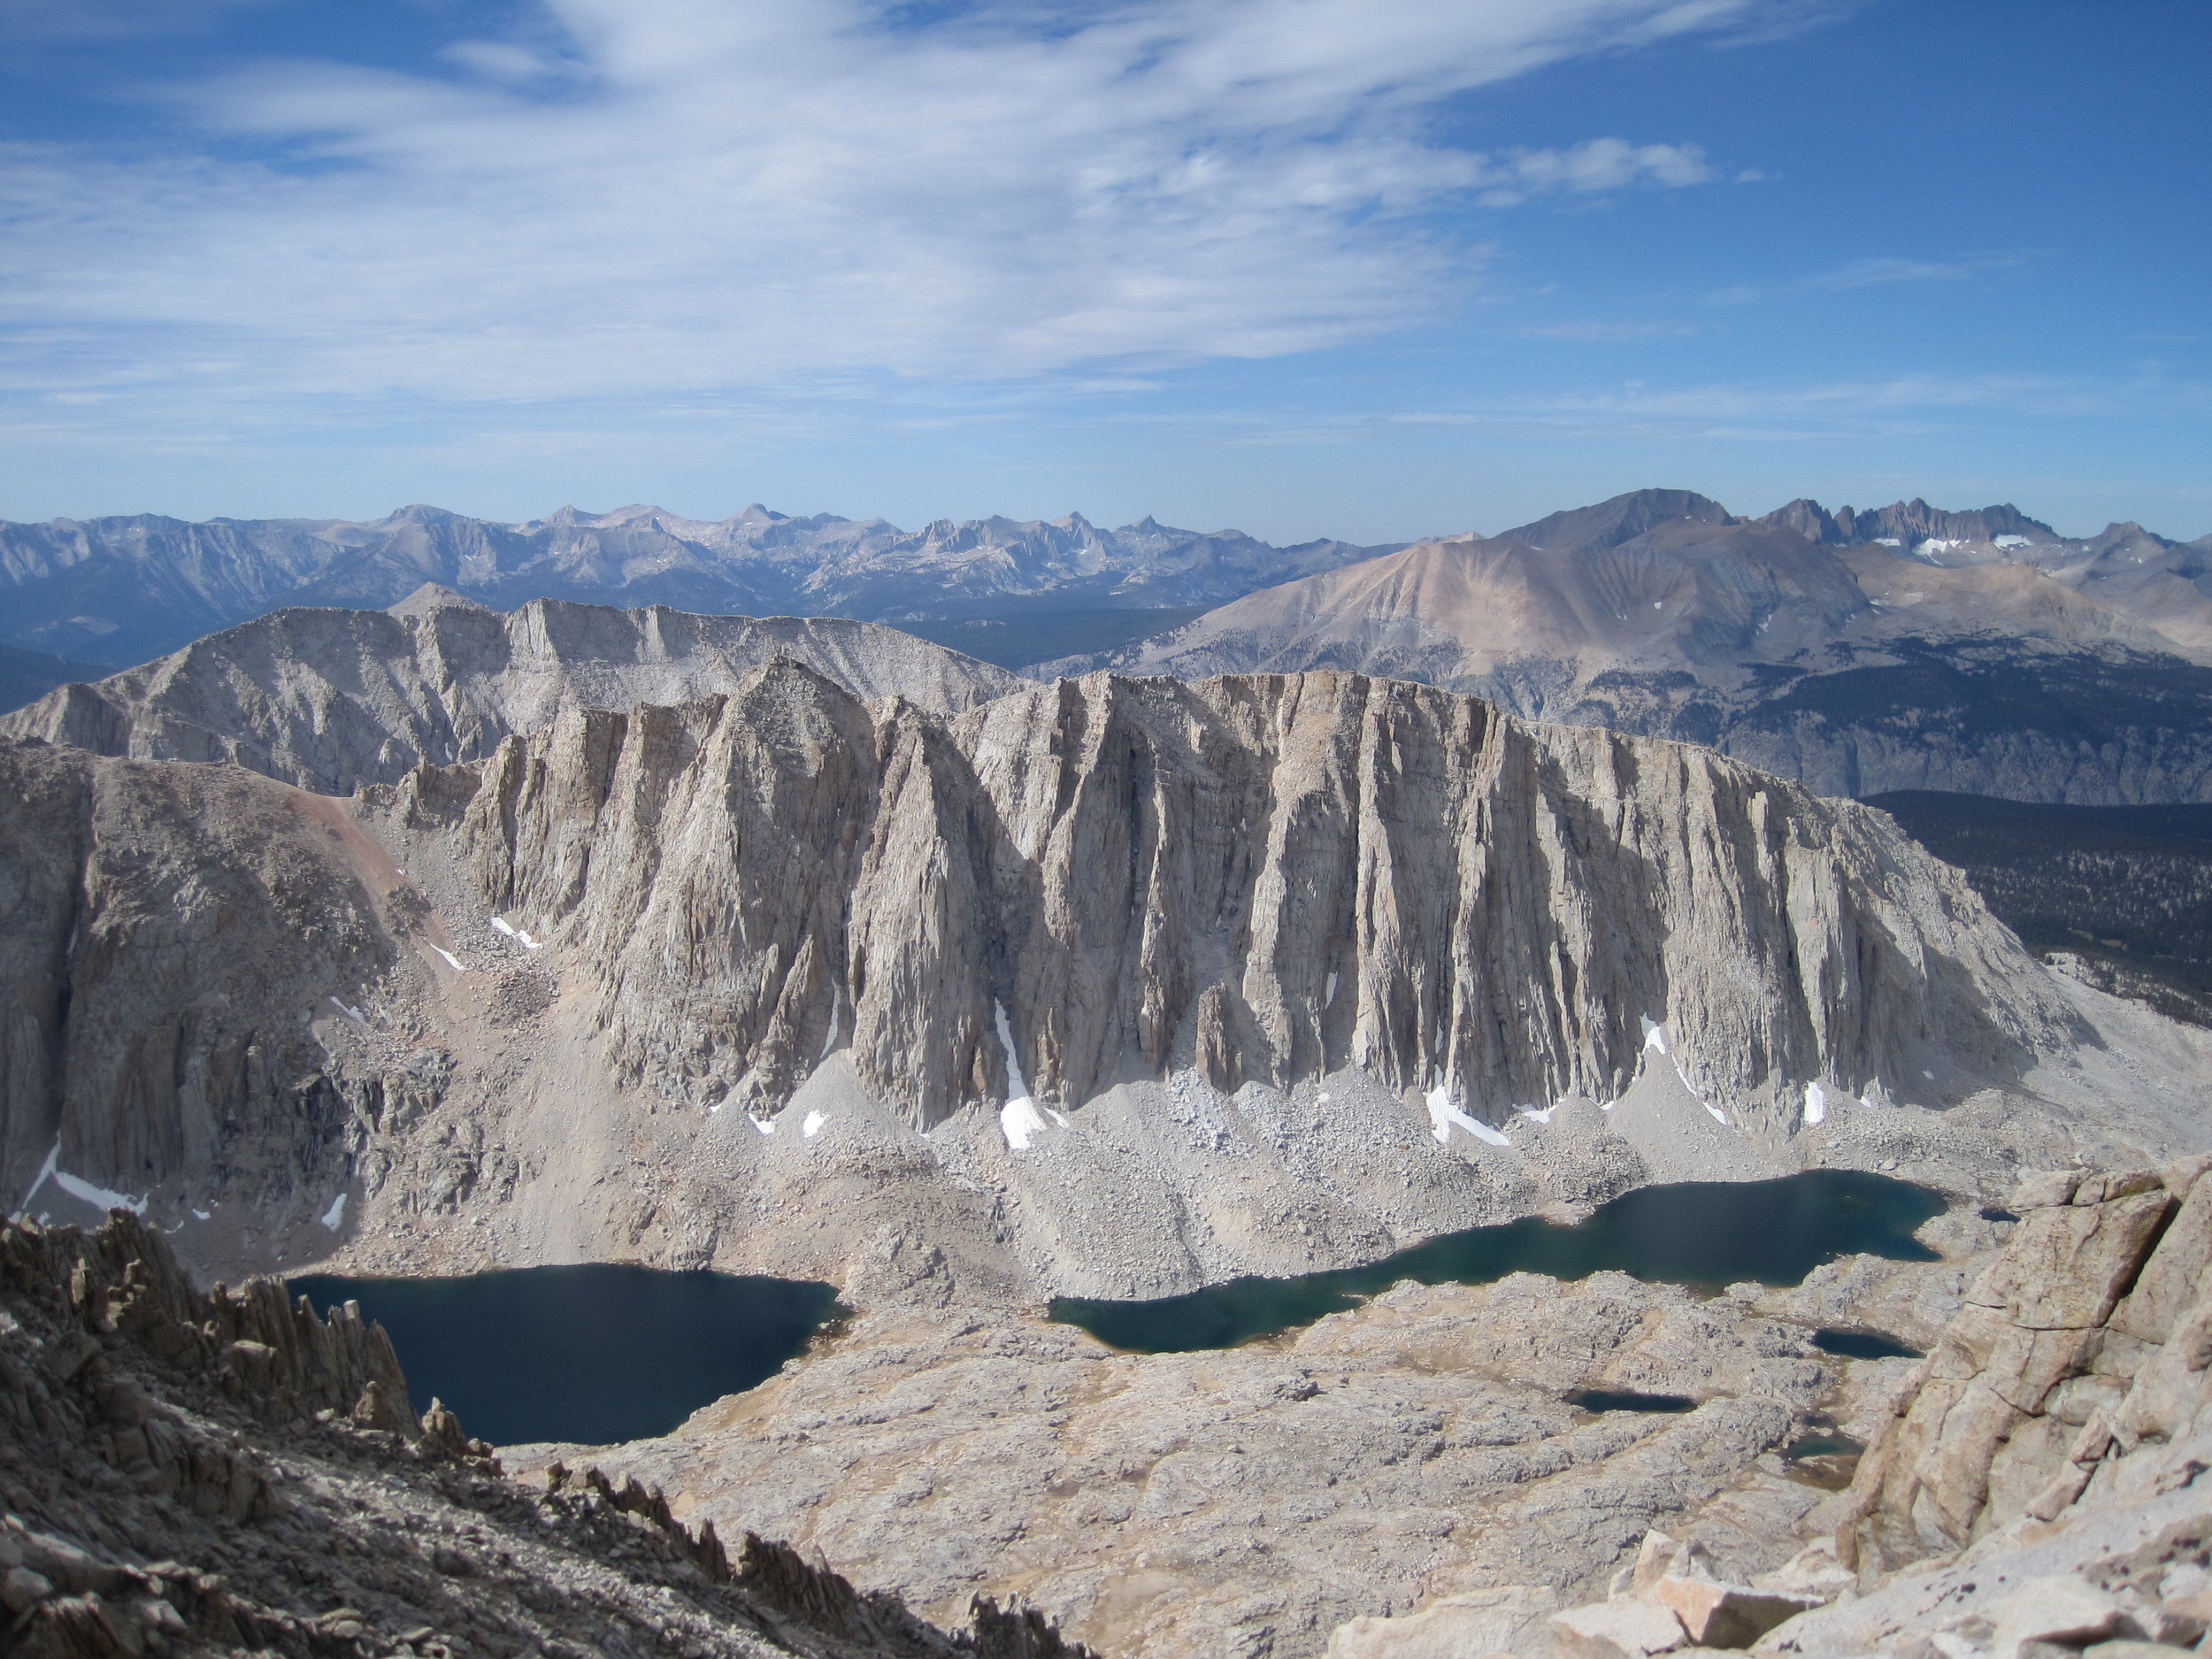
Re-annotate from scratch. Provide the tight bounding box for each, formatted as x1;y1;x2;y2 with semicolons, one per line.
1055;488;2212;803
0;502;1396;678
7;485;2211;803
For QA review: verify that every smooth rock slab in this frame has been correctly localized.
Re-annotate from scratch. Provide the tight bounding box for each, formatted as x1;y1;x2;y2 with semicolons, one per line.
1650;1576;1821;1647
1549;1597;1687;1658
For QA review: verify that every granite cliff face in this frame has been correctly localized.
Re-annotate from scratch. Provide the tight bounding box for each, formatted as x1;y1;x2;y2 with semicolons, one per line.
441;664;2073;1133
1;592;1021;795
4;662;2173;1298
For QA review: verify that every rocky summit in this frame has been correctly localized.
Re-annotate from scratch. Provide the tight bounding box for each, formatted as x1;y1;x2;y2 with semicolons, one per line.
1050;489;2212;805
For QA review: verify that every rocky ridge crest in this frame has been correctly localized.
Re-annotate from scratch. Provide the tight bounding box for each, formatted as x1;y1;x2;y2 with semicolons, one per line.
0;594;1021;795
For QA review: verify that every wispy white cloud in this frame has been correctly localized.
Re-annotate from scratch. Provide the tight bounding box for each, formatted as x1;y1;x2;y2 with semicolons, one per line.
1469;139;1715;207
0;0;1783;414
1709;252;2019;305
1381;368;2212;441
1517;319;1709;341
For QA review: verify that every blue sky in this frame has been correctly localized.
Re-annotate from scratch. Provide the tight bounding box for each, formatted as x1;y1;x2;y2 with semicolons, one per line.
1;0;2207;541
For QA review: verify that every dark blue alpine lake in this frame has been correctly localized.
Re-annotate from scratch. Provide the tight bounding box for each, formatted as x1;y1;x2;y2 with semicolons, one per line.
289;1264;843;1447
1051;1169;1944;1354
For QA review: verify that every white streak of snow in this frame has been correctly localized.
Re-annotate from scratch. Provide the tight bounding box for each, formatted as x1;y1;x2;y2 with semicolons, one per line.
321;1194;347;1230
1324;972;1339;1007
801;1110;826;1139
1704;1103;1729;1125
191;1208;211;1221
820;1001;841;1061
995;1002;1028;1099
429;946;465;972
1803;1082;1826;1125
1426;1086;1509;1147
490;916;542;950
53;1166;148;1217
995;1000;1052;1150
329;997;367;1025
14;1141;59;1217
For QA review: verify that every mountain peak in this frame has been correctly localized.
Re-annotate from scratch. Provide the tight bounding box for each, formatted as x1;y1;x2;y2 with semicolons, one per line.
1499;488;1737;551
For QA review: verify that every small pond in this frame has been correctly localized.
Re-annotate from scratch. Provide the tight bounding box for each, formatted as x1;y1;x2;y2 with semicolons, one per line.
1050;1169;1944;1354
290;1264;843;1447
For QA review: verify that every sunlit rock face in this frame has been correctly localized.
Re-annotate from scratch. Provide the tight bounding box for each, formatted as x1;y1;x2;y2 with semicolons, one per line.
452;664;2076;1132
0;660;2100;1298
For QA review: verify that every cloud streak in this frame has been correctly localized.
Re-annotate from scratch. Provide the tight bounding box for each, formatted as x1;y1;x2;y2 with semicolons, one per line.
0;0;1783;413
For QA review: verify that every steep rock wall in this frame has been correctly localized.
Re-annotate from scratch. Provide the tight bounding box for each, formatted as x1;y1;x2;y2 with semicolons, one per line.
439;665;2080;1132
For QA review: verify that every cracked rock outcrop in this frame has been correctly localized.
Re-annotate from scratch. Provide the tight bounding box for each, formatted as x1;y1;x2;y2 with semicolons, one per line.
0;1208;1085;1658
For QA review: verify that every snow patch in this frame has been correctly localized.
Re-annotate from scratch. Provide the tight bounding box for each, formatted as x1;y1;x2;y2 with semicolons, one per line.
328;997;367;1025
1803;1082;1826;1125
52;1165;149;1217
1993;534;2031;549
14;1141;59;1217
1324;972;1339;1007
1001;1096;1050;1152
820;1001;841;1061
490;916;542;950
321;1193;347;1230
1874;536;1902;547
1426;1086;1510;1147
1704;1102;1729;1125
750;1117;776;1136
191;1207;211;1221
801;1111;827;1139
429;945;465;973
1640;1017;1667;1054
995;1000;1052;1150
1518;1104;1556;1125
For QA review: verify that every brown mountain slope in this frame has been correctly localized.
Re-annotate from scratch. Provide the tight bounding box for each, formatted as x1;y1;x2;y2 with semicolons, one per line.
1049;495;2212;803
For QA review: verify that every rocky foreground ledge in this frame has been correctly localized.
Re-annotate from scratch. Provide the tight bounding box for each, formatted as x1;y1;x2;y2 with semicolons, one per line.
1328;1154;2212;1657
0;1211;1087;1659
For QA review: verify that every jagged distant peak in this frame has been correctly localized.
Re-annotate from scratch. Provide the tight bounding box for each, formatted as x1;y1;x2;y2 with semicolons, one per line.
1500;488;1738;551
377;503;468;526
386;582;486;618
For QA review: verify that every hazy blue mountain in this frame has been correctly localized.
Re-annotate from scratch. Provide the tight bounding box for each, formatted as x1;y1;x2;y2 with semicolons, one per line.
0;502;1397;672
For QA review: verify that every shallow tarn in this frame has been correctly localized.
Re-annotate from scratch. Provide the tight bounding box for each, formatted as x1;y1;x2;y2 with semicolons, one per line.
1050;1169;1944;1353
290;1263;842;1445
